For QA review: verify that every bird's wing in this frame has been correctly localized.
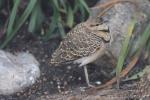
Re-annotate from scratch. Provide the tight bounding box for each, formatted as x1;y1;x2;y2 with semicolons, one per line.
49;23;104;66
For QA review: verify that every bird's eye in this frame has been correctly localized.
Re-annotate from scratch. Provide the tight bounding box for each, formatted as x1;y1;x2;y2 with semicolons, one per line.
101;28;110;33
95;23;100;26
90;23;100;27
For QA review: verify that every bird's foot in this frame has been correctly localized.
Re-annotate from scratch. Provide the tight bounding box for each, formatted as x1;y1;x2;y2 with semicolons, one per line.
87;83;95;88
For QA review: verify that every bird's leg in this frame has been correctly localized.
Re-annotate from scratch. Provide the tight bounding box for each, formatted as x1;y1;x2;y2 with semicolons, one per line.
83;65;94;87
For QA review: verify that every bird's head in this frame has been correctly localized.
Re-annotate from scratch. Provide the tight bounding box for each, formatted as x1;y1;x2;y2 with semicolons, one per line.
85;21;111;42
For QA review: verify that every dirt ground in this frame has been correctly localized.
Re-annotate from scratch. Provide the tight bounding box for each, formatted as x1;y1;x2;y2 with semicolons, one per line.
0;15;147;100
0;27;115;100
0;0;149;99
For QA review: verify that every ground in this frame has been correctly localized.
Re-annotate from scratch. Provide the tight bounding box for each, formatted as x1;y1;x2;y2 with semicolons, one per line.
0;28;114;100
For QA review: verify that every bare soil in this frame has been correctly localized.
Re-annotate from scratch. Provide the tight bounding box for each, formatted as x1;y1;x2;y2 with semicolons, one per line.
0;27;114;100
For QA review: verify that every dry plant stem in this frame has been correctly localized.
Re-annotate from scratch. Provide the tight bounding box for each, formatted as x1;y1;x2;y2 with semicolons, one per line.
97;53;139;90
93;0;136;9
85;0;138;90
92;0;137;18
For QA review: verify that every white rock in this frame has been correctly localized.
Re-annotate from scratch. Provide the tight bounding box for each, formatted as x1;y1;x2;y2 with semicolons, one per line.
0;50;40;95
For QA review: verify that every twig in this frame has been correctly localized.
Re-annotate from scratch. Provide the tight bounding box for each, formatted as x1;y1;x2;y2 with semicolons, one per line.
92;0;137;19
86;52;140;93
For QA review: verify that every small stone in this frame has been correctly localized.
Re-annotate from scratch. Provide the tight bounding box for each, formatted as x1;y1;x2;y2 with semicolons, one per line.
50;81;53;84
95;81;102;85
68;96;79;100
78;77;81;80
57;85;61;89
64;91;69;94
41;73;45;76
44;91;48;95
46;95;50;99
44;55;48;58
42;59;45;62
16;92;20;96
20;90;24;93
69;76;73;79
39;80;42;84
43;77;47;81
32;90;36;94
28;91;31;95
80;87;86;92
67;66;71;70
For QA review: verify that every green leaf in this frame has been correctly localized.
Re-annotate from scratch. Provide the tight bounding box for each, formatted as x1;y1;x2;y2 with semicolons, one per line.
28;1;44;32
132;20;150;55
28;2;38;32
66;7;74;28
124;65;150;81
52;0;59;10
73;0;79;13
137;23;150;51
43;2;61;40
0;0;37;48
123;19;150;82
6;0;21;37
116;18;136;81
58;22;65;38
148;41;150;52
79;5;86;21
78;0;90;14
0;0;4;9
43;18;57;40
59;0;67;13
124;70;143;81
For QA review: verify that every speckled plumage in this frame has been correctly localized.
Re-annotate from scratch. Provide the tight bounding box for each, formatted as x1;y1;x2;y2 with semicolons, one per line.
49;21;110;86
49;22;110;66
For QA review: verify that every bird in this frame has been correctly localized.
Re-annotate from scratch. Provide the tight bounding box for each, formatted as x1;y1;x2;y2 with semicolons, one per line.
49;20;111;87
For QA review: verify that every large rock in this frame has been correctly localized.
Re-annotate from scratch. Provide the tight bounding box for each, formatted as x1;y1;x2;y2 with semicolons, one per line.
0;50;40;95
90;0;149;59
